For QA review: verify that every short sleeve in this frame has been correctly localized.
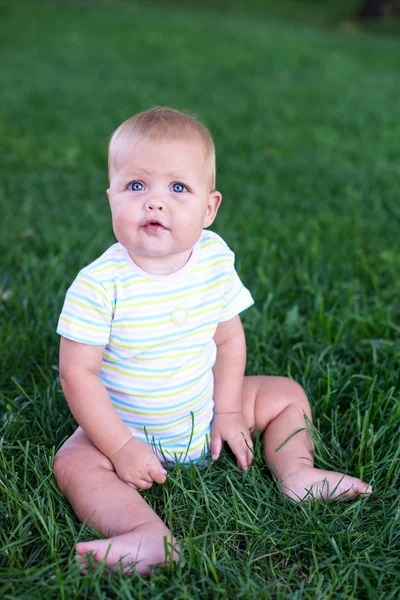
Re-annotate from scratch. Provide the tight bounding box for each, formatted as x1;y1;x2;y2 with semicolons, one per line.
57;270;113;345
219;259;254;323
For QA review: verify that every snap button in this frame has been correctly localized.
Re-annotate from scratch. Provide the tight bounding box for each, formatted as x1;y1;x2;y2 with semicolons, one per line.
171;307;188;327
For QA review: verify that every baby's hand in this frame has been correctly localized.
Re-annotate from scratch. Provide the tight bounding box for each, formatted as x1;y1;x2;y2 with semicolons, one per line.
109;437;167;490
211;412;253;470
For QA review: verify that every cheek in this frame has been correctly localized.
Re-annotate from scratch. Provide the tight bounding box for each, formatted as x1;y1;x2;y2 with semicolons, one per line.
176;211;202;228
176;203;207;225
112;204;137;226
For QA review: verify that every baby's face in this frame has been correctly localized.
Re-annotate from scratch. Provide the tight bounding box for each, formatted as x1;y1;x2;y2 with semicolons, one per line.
107;138;221;274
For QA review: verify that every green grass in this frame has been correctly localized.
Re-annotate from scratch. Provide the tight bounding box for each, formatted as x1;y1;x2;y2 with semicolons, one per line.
1;0;400;597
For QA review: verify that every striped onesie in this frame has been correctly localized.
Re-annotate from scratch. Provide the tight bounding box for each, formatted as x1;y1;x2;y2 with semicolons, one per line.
57;230;254;464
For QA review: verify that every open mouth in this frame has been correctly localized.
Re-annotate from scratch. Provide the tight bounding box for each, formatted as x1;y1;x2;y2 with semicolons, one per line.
143;220;167;233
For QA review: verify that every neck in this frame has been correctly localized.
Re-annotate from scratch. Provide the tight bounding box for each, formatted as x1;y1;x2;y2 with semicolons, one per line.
127;249;193;275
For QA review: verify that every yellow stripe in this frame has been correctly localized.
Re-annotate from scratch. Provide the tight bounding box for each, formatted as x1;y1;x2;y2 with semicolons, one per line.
59;314;109;334
109;325;215;352
90;265;147;285
113;316;173;330
110;379;211;409
121;278;228;310
78;278;109;304
152;433;209;454
112;303;221;331
134;432;208;455
133;350;202;361
181;435;210;452
200;240;223;250
192;304;222;320
103;348;202;361
90;261;130;276
145;425;202;440
110;377;199;403
67;297;109;317
103;355;204;380
191;257;231;274
121;403;210;434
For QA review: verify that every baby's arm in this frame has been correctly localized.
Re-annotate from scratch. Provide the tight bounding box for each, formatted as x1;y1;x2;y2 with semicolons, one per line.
59;337;167;489
212;315;253;470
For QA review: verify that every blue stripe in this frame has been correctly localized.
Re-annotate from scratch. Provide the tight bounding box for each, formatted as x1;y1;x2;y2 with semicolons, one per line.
112;297;221;325
108;377;212;410
223;293;254;315
118;272;227;302
118;400;211;429
196;252;231;265
103;354;204;374
67;289;108;311
122;423;210;443
61;310;110;329
104;342;207;361
110;318;217;345
139;343;209;357
129;428;210;453
103;369;211;398
89;256;127;270
56;328;108;345
104;357;179;374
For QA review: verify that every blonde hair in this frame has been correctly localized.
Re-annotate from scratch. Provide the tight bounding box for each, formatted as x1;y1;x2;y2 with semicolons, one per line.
108;106;216;190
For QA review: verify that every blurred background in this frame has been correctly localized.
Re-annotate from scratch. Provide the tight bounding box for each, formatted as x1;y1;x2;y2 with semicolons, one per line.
1;0;399;405
2;0;400;390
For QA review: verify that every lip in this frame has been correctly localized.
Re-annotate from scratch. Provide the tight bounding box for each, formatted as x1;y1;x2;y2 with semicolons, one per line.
142;219;168;234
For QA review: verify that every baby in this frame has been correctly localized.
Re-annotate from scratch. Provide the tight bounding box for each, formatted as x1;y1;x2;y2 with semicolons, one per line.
54;106;371;576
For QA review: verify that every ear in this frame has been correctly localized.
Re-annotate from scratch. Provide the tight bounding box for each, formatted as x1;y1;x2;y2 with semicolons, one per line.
203;191;222;228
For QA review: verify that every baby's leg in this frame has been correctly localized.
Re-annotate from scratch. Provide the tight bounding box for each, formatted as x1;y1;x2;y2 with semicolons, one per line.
242;376;372;501
53;427;178;575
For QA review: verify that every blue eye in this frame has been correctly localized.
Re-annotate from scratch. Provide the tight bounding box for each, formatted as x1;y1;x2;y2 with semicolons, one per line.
171;183;188;193
128;181;144;191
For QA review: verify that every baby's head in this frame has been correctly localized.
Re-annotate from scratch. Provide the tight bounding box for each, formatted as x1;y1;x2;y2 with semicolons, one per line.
106;107;222;275
108;106;216;192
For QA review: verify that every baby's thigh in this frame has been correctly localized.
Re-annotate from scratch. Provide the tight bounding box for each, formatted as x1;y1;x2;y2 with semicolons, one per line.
53;426;114;491
242;375;309;432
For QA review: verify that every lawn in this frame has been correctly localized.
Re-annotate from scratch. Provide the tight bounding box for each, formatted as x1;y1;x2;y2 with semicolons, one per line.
1;0;400;597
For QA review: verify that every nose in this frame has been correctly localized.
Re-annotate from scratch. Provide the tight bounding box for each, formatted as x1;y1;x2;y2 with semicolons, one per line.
145;196;164;211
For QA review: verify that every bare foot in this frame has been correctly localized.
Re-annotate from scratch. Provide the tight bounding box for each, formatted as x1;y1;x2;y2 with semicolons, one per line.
76;523;179;576
280;467;372;502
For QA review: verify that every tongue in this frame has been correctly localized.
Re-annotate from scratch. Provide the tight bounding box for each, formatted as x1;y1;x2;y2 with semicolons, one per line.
146;222;164;233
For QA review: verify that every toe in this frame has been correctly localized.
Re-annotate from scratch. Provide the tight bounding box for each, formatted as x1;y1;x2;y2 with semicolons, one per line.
327;475;372;500
76;541;94;556
352;478;372;496
76;542;103;573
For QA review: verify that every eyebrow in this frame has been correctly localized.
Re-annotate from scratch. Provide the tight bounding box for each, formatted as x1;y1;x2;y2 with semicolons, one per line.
165;172;191;180
125;168;152;176
122;169;192;181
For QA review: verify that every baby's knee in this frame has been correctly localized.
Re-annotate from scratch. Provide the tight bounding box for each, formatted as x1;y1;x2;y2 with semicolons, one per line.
53;442;113;496
283;378;309;406
263;376;310;411
53;449;73;495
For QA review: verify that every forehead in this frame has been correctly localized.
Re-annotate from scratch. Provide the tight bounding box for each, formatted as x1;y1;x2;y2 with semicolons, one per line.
111;138;208;178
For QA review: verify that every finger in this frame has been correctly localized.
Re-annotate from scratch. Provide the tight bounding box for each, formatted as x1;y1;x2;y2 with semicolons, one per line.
230;439;250;471
245;432;254;450
245;435;254;468
150;465;168;485
126;482;139;490
211;433;222;461
246;447;254;468
141;474;154;483
137;479;153;490
237;452;249;471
